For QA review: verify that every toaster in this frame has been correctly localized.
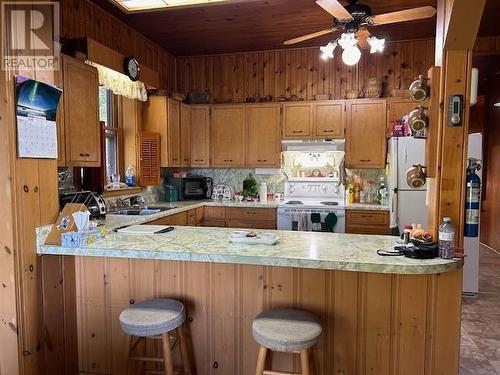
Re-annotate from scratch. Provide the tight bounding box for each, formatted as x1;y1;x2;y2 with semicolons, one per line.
59;191;107;219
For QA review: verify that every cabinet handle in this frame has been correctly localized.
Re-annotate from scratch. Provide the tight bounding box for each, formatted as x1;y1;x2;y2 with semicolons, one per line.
224;159;233;162
212;361;219;369
183;158;189;162
247;211;257;215
257;159;268;162
79;153;90;157
322;129;334;132
360;159;372;162
194;159;204;162
292;130;303;134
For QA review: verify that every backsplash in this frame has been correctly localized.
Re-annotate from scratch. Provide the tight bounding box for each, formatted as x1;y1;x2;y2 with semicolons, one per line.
281;151;345;180
167;168;286;195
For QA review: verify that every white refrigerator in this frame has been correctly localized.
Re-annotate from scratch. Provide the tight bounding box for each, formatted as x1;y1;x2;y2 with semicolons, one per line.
387;137;428;233
463;133;482;294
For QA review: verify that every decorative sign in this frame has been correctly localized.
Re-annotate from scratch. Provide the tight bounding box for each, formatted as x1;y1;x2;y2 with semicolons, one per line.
15;75;62;159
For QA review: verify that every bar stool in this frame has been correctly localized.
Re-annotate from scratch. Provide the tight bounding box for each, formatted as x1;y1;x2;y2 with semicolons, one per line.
119;298;192;375
252;308;322;375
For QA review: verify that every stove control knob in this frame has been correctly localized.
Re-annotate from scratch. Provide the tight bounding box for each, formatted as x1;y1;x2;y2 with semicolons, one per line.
333;186;340;193
321;184;327;191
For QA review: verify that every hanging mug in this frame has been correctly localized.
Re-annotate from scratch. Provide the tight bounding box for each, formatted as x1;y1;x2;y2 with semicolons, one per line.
409;74;429;102
408;106;429;132
406;164;427;189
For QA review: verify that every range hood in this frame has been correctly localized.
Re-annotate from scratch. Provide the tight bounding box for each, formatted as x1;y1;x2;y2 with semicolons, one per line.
281;139;345;151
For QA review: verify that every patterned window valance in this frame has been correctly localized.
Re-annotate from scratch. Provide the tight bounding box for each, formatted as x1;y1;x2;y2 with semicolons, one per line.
86;60;148;102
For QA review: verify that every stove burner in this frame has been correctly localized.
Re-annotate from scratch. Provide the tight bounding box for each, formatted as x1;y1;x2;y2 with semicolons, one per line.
320;201;339;206
286;200;303;205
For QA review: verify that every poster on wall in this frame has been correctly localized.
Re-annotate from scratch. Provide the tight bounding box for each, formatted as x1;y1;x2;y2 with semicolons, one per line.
15;76;62;159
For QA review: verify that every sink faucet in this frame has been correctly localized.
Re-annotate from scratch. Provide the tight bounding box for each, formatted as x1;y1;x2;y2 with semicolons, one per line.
117;194;145;208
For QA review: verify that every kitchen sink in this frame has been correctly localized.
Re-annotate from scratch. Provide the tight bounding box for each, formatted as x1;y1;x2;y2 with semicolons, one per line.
110;206;177;216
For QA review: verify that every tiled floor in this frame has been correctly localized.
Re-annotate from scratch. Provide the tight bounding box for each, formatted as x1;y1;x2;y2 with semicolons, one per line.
461;245;500;374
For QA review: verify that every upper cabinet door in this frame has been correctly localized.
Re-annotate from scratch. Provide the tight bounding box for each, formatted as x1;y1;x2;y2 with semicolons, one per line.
168;99;181;167
314;101;345;138
387;98;421;138
62;56;100;167
211;105;245;167
345;100;387;168
246;104;281;167
282;103;313;138
190;105;210;167
180;104;191;167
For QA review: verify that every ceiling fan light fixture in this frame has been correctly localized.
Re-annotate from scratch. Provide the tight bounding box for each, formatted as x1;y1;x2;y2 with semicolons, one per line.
320;41;337;60
342;45;361;66
367;36;385;53
338;32;358;50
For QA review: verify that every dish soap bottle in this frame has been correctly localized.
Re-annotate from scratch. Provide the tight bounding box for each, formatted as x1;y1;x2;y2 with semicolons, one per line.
125;166;136;187
376;177;386;205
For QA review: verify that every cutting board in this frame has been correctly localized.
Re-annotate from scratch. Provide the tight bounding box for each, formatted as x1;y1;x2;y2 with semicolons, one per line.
117;225;171;235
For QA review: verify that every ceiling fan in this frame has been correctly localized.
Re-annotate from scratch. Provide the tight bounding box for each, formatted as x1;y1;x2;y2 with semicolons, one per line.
284;0;437;65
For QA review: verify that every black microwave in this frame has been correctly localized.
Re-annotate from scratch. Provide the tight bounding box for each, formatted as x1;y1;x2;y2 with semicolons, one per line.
168;176;213;200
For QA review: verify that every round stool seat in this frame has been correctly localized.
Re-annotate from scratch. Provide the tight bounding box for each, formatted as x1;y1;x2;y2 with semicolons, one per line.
119;298;185;337
252;308;322;353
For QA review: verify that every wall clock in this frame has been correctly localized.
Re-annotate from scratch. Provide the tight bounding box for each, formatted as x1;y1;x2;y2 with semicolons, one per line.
123;56;140;81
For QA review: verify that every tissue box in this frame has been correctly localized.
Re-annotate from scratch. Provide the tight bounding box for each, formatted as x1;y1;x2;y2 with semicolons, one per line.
61;227;106;247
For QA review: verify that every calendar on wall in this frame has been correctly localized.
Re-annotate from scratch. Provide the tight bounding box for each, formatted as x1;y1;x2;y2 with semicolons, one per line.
15;76;62;159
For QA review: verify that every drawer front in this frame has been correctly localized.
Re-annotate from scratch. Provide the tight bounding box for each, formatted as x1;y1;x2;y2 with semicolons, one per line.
226;220;277;230
201;219;226;228
204;207;226;220
226;207;276;221
347;210;389;225
346;224;391;235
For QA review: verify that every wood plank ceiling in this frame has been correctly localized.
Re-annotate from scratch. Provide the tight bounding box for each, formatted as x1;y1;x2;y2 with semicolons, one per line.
90;0;438;55
91;0;497;56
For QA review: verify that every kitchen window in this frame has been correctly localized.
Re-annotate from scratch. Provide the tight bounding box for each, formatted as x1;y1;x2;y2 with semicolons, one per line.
99;87;124;187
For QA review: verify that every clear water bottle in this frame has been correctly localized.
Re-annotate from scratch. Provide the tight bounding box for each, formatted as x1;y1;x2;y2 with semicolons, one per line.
438;217;456;259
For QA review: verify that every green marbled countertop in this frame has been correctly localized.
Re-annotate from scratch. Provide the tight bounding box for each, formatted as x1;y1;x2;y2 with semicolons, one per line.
36;221;462;275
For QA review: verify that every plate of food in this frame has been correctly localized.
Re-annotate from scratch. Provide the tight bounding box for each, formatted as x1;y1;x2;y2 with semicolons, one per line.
228;231;279;245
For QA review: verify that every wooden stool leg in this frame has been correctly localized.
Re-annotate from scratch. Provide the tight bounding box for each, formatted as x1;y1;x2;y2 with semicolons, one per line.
255;345;267;375
177;326;192;374
299;349;310;375
161;332;175;375
125;335;132;375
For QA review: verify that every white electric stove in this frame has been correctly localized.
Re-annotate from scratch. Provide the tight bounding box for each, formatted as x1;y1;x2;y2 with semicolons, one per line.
277;178;345;232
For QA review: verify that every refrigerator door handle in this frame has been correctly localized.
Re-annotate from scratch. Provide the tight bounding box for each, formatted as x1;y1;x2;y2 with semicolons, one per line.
404;147;408;164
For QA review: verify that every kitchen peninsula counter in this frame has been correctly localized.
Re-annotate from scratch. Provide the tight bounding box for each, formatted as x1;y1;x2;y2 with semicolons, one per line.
36;225;461;275
36;207;463;375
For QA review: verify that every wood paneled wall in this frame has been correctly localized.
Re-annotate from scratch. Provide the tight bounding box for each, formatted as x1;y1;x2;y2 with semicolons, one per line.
176;39;435;103
60;0;176;91
0;2;61;374
73;257;462;375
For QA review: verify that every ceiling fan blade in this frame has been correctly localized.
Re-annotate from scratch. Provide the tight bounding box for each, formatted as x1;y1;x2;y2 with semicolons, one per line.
283;28;335;45
316;0;353;21
369;6;437;26
356;28;371;49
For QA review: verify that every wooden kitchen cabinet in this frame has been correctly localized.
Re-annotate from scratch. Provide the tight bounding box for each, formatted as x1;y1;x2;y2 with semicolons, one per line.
346;210;390;235
282;102;314;138
62;55;101;167
387;98;421;138
211;105;245;167
180;103;191;167
148;211;188;226
345;99;387;168
314;101;345;138
168;99;181;167
245;104;281;167
142;96;183;167
190;105;210;167
202;207;277;229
